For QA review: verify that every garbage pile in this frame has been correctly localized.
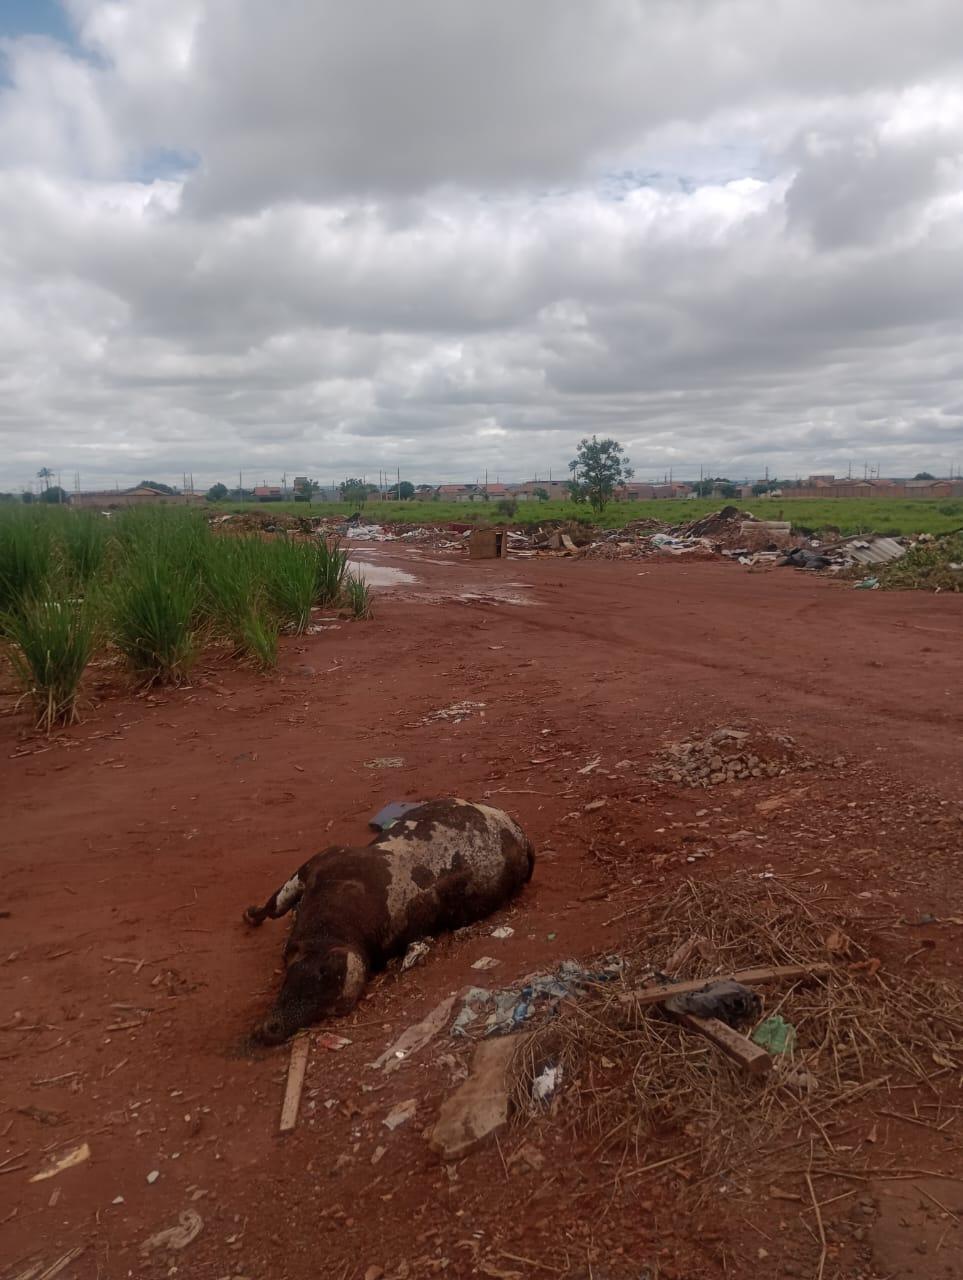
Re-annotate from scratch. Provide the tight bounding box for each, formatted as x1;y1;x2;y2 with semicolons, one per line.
651;726;807;787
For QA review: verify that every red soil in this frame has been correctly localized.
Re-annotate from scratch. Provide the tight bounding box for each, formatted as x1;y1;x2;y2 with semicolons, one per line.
2;549;962;1278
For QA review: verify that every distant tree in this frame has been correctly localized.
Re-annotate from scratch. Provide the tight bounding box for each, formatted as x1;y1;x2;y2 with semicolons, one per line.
139;479;176;494
293;478;321;503
913;472;936;481
533;487;550;502
568;436;633;516
340;478;368;507
717;483;738;499
39;485;69;504
36;467;54;492
567;479;588;504
386;480;415;500
21;490;35;504
206;482;229;502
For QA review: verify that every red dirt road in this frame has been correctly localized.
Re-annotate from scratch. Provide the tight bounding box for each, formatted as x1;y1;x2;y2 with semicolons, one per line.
2;551;962;1279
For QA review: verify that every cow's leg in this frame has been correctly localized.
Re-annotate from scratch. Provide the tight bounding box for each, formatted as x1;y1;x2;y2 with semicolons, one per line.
243;866;308;927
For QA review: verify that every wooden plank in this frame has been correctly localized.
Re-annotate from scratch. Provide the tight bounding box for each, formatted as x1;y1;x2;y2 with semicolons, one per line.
670;1011;772;1076
279;1035;310;1134
629;963;831;1009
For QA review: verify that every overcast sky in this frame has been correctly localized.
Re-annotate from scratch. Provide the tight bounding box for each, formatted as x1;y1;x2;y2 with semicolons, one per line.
2;1;963;492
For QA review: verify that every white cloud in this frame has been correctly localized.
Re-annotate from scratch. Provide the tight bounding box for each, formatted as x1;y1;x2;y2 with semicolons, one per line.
1;1;963;490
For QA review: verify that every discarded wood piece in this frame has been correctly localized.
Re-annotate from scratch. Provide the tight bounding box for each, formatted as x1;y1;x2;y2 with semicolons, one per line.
29;1141;91;1182
429;1036;522;1159
669;1010;772;1077
279;1035;310;1134
629;963;832;1009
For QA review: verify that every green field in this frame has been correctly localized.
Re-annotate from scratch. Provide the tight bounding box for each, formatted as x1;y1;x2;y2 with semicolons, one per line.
225;496;963;537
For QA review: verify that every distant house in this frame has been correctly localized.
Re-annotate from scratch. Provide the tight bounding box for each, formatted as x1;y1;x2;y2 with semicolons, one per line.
467;483;510;502
70;485;203;509
436;484;474;502
253;486;283;502
513;480;570;500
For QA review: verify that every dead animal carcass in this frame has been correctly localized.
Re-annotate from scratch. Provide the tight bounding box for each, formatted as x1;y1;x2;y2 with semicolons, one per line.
245;799;534;1043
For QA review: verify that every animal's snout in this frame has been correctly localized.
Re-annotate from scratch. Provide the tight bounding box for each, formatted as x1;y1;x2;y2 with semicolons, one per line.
257;1015;289;1045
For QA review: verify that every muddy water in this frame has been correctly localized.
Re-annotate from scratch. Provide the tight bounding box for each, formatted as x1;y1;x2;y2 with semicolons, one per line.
348;558;418;588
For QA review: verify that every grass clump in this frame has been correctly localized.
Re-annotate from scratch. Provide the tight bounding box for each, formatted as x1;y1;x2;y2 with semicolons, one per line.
264;537;318;634
0;510;53;618
58;511;109;586
3;594;96;729
313;537;349;606
108;560;200;684
203;538;280;667
344;572;373;619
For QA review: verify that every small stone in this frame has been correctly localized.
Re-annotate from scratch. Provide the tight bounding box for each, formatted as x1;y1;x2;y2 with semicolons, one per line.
146;1170;160;1184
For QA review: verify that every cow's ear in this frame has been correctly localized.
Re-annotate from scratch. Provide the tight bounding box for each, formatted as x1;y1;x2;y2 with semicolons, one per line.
328;946;367;1005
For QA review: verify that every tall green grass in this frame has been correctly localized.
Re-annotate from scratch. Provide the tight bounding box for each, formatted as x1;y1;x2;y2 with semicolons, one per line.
0;509;53;618
3;594;96;729
203;537;279;667
264;537;318;634
313;537;348;606
107;560;200;684
344;572;373;619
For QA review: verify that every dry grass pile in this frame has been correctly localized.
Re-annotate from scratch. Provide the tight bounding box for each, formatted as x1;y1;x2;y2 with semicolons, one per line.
650;726;810;787
511;876;963;1191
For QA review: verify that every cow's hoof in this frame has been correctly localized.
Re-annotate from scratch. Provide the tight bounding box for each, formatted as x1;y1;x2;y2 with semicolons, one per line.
243;907;262;927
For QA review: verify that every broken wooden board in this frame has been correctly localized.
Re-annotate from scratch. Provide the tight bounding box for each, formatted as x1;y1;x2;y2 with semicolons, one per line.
279;1035;310;1134
629;963;832;1010
669;1010;772;1076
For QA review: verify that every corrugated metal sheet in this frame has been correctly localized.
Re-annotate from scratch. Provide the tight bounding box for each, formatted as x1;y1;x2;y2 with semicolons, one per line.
844;537;906;566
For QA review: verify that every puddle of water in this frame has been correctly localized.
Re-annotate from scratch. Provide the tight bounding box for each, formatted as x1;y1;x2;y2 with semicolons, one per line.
350;559;418;589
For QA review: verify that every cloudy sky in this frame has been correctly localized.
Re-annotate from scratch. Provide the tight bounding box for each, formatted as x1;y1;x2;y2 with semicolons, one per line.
2;1;963;492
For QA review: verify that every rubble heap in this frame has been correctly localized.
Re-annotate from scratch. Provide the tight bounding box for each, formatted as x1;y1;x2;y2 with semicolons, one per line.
651;727;808;788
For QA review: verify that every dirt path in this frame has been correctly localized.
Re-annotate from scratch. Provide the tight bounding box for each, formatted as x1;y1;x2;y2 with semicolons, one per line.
2;550;962;1278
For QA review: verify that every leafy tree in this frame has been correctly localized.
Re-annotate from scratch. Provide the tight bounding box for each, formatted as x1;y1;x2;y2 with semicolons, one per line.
36;467;54;492
533;487;550;502
139;479;176;494
568;436;633;515
293;478;321;503
567;479;588;504
913;472;936;481
206;482;229;502
39;485;69;504
340;478;368;507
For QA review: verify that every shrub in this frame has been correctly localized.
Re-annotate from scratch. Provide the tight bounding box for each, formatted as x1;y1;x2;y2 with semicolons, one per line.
4;594;95;729
495;498;518;517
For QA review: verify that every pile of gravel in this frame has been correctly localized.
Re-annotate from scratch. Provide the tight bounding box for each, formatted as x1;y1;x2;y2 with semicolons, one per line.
652;727;808;788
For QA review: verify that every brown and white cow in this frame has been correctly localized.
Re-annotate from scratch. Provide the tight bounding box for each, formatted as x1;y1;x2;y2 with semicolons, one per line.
244;798;534;1043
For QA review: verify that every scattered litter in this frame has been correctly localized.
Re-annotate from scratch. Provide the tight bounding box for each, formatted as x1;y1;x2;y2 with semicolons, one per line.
664;980;762;1027
452;959;622;1038
140;1210;203;1255
146;1169;160;1184
345;524;386;540
775;1060;819;1095
531;1062;562;1105
491;927;514;940
29;1142;91;1183
112;1195;124;1205
369;993;459;1071
316;1032;351;1051
420;700;486;725
365;757;405;770
383;1099;417;1130
583;797;607;812
752;1015;798;1055
369;801;423;832
853;575;880;590
401;940;431;971
472;956;500;971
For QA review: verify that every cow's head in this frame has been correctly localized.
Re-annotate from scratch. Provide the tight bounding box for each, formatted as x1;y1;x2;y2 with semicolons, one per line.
256;945;367;1044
